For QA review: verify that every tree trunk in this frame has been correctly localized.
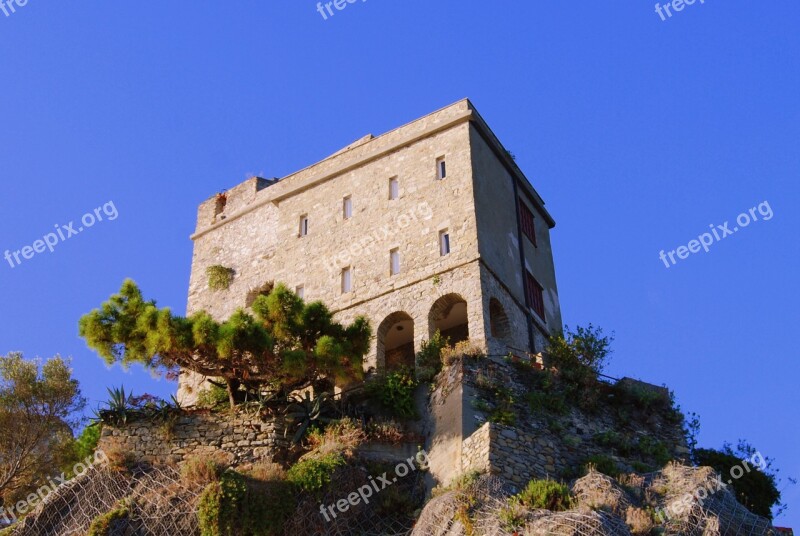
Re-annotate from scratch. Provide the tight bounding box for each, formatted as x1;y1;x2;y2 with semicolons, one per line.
226;379;241;410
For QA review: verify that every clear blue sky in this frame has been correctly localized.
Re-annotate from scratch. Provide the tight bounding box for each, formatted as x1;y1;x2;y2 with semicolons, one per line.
1;0;798;524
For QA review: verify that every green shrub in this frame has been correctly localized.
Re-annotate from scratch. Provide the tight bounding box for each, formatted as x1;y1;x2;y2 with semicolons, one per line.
434;470;482;496
198;470;294;536
415;331;449;380
546;417;565;435
583;455;621;478
207;265;235;291
198;472;245;536
471;371;517;426
286;453;345;493
87;502;129;536
694;441;783;519
488;407;516;426
62;424;102;477
546;324;613;376
498;501;527;531
512;479;573;511
637;436;672;467
376;485;417;518
630;461;655;473
367;368;419;419
197;384;230;409
526;390;569;415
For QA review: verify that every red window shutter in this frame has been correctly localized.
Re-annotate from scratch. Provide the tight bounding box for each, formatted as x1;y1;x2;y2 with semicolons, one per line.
519;199;537;246
526;272;545;321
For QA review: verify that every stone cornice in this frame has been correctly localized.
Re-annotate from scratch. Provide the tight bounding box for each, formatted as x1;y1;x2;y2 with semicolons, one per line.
191;99;555;240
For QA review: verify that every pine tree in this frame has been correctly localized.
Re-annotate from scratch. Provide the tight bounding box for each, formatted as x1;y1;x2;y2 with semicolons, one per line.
79;279;371;408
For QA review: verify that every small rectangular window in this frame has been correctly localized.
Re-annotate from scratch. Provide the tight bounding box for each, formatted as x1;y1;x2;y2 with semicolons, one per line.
390;249;400;275
526;272;545;321
389;178;399;200
439;230;450;256
343;196;352;219
436;157;447;179
299;215;308;237
295;285;305;299
341;267;352;294
519;199;537;246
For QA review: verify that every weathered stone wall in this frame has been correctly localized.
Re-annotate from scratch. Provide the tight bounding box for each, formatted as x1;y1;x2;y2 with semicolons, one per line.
469;122;562;347
455;357;689;490
99;412;288;465
480;262;531;358
179;99;565;404
425;354;468;487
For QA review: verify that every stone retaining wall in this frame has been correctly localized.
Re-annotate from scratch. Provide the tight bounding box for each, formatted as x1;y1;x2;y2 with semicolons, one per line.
453;356;689;490
99;411;288;465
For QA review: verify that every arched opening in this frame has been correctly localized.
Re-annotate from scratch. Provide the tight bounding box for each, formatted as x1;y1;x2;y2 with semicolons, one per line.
489;298;511;341
377;312;415;372
429;294;469;344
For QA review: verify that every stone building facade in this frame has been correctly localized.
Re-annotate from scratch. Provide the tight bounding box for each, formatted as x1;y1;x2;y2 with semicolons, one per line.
179;99;562;403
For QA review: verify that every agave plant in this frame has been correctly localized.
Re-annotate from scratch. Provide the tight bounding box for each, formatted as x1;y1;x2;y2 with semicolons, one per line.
101;385;134;425
242;390;277;419
283;392;332;445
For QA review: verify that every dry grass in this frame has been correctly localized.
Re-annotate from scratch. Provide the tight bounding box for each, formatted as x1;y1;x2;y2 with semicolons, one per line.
625;506;654;534
102;437;137;472
366;418;406;444
441;341;485;366
240;460;287;482
179;451;232;487
307;418;366;456
572;469;630;515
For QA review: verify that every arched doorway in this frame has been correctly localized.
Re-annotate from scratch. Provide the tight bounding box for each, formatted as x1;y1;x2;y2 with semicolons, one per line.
377;312;415;372
489;298;511;341
429;294;469;344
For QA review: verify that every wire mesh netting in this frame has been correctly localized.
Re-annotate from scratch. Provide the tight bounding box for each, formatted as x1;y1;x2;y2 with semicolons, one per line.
8;461;425;536
9;464;204;536
283;464;426;535
655;463;775;536
412;465;776;536
5;461;777;536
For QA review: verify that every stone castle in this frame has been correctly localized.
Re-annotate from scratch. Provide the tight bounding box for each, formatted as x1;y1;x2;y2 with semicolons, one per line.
179;99;563;403
100;100;688;498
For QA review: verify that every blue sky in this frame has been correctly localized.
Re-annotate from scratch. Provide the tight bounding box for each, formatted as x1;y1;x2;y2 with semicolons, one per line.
1;0;798;524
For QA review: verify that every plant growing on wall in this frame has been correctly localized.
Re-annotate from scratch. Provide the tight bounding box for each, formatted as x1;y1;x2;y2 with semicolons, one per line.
79;280;372;409
206;265;235;291
366;368;419;419
415;330;448;381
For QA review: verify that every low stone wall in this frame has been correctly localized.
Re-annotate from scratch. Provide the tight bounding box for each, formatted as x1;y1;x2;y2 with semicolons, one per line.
99;411;289;465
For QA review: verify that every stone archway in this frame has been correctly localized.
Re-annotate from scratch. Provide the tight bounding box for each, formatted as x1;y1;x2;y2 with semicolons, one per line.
429;293;469;344
489;298;511;341
377;312;415;372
